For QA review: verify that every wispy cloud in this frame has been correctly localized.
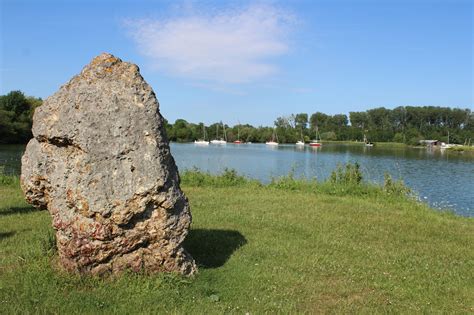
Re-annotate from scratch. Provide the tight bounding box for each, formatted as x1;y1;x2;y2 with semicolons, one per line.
125;4;295;84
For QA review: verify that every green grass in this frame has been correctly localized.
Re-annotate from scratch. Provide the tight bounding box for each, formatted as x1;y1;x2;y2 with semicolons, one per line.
373;141;408;148
1;171;473;313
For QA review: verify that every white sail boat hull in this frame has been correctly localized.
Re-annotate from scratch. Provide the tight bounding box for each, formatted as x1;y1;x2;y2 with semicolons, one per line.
210;139;226;145
194;140;209;145
195;124;209;145
266;141;279;146
266;127;279;146
210;122;227;144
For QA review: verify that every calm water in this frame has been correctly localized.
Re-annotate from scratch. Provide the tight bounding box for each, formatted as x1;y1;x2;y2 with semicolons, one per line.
1;143;473;217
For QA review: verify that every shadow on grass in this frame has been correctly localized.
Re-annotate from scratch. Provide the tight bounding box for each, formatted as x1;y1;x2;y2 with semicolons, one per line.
0;206;37;216
0;231;16;240
184;229;247;268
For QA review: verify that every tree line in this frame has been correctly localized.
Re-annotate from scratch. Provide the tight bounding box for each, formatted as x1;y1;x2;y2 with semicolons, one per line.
1;90;473;145
0;91;42;144
166;107;474;145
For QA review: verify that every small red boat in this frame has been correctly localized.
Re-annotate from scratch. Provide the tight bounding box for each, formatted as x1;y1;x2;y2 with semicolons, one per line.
310;129;322;147
233;140;242;144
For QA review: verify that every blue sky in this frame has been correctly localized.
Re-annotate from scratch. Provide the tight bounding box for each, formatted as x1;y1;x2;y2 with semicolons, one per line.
1;0;472;126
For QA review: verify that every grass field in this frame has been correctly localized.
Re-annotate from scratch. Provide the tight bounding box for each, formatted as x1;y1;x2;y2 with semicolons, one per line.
0;170;473;313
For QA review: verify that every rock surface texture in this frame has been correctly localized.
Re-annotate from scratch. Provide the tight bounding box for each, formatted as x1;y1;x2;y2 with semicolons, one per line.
21;53;197;275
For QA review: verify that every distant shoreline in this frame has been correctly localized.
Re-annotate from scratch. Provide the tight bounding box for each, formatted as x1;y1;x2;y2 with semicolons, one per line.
3;141;474;153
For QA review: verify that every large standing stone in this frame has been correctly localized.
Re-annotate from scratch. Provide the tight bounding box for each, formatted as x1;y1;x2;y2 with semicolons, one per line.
21;53;197;275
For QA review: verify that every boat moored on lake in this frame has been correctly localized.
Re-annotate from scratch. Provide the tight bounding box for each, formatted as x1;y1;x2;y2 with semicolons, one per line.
266;141;279;146
309;140;321;147
211;122;227;145
296;127;305;146
363;134;374;147
195;124;209;145
194;140;209;145
309;127;322;147
234;124;243;144
210;139;226;145
266;128;279;146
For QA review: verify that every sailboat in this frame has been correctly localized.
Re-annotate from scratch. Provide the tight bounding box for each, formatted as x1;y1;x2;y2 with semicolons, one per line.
440;131;453;149
296;127;305;146
234;123;243;144
266;128;279;146
194;124;209;145
364;133;374;147
210;122;227;145
309;128;322;147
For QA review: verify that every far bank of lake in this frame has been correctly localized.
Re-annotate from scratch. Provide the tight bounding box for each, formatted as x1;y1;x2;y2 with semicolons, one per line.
1;143;473;217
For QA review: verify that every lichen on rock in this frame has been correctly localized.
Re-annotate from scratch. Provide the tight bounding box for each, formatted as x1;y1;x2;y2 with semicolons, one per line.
21;53;197;275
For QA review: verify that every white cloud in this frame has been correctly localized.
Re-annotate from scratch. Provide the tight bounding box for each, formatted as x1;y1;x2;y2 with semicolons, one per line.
125;4;294;84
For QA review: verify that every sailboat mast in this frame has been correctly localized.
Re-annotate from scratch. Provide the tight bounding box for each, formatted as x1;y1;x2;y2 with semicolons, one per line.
222;122;227;141
237;120;241;141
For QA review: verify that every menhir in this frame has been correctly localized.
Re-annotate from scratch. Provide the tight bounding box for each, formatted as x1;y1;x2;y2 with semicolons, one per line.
21;53;197;275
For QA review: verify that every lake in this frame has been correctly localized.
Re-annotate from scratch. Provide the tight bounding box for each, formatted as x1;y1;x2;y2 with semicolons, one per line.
1;143;473;217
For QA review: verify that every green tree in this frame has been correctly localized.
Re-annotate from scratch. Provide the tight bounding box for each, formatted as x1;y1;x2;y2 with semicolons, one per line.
295;113;308;130
310;112;329;130
0;91;30;115
349;112;369;129
0;90;42;144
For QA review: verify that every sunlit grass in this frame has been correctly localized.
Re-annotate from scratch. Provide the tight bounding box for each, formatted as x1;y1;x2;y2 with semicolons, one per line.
0;171;473;313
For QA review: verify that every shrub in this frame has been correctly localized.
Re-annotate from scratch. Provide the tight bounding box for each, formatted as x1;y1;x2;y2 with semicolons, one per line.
181;168;257;188
393;133;405;143
269;171;315;191
383;173;411;196
181;164;416;201
320;131;337;141
408;136;424;146
220;168;248;186
329;162;363;185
